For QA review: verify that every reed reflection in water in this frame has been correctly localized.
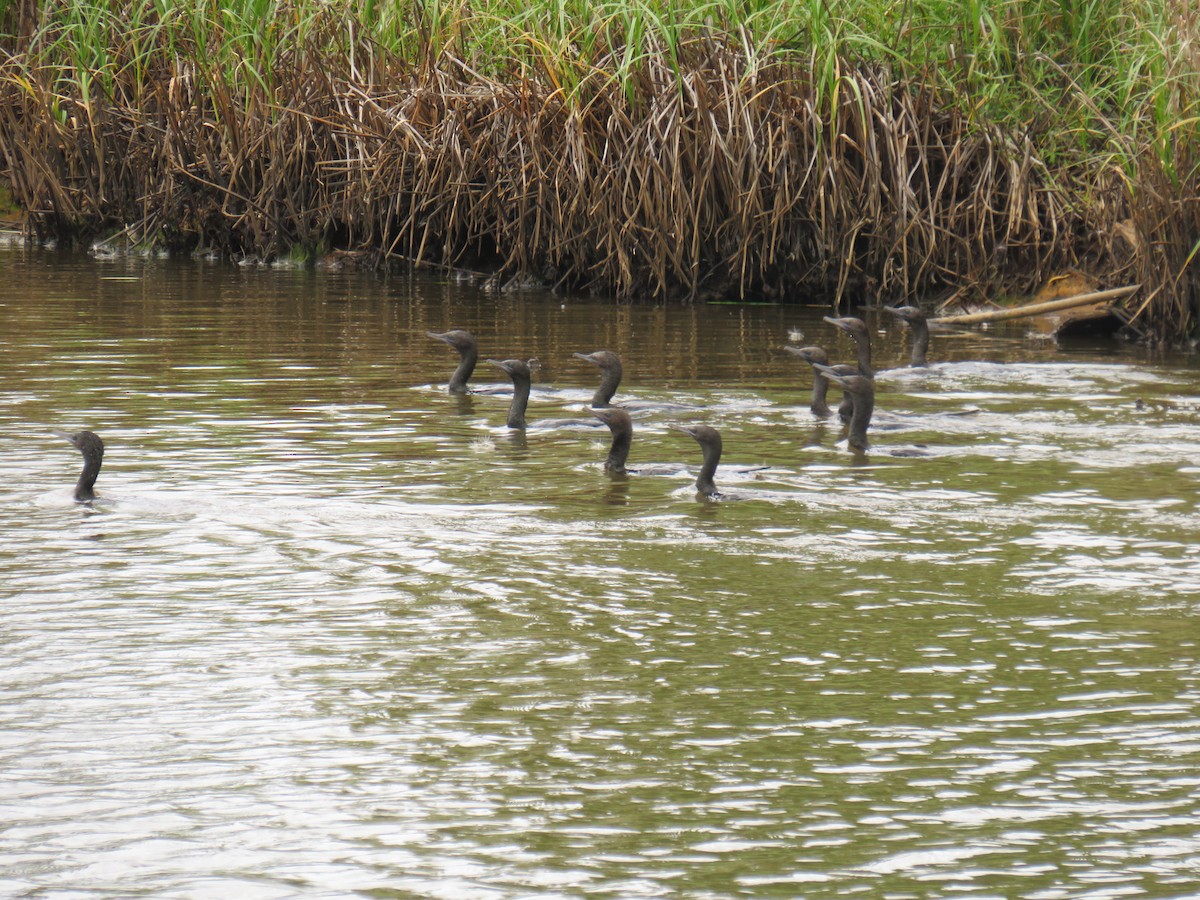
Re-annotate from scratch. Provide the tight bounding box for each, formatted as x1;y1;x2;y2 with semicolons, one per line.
2;245;1199;898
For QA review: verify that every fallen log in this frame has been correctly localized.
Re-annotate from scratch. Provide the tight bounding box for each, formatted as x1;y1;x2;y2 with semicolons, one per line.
930;285;1140;326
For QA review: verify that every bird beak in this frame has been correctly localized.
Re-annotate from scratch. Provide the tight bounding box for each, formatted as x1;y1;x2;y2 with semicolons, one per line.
822;315;849;332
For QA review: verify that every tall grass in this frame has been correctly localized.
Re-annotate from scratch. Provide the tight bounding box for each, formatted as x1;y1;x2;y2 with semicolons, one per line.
0;0;1197;337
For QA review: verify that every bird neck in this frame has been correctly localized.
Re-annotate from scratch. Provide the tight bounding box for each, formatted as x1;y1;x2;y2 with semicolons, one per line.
696;441;721;497
852;334;874;379
811;370;832;417
847;387;875;452
592;363;623;408
909;320;930;368
449;344;477;393
506;375;531;429
75;452;101;502
606;426;631;472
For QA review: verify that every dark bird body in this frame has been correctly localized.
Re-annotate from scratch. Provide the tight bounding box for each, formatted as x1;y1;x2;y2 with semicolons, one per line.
823;316;874;379
574;350;623;408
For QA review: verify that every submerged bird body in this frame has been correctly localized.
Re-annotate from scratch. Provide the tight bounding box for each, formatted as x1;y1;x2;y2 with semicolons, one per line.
884;305;930;367
814;365;874;452
677;424;723;498
55;429;104;502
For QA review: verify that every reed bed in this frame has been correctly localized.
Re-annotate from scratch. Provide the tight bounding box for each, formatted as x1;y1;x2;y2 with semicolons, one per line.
0;0;1197;339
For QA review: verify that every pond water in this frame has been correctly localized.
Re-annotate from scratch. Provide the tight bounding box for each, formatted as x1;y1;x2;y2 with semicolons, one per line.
2;243;1199;899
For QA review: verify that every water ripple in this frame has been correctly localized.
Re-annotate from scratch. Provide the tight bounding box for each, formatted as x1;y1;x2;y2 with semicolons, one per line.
2;249;1200;897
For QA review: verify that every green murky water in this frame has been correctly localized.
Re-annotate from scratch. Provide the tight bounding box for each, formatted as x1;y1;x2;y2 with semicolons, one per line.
2;243;1199;898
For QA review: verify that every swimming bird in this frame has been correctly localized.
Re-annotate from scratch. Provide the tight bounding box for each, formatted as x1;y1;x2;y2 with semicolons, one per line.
589;408;679;475
593;408;760;481
823;316;874;379
590;407;632;473
427;330;520;395
884;305;930;367
783;345;840;418
573;350;623;408
676;424;722;498
573;349;694;411
54;429;104;502
487;358;534;428
488;358;598;430
427;330;479;393
822;316;875;422
813;365;874;452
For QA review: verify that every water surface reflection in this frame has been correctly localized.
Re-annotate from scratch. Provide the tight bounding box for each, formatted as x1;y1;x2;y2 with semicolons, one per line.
2;245;1199;898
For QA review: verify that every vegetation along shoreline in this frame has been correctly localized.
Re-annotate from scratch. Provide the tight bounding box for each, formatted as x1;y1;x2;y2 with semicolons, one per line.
0;1;1197;340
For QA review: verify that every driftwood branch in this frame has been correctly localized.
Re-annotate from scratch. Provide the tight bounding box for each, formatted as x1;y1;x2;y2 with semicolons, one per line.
931;285;1140;325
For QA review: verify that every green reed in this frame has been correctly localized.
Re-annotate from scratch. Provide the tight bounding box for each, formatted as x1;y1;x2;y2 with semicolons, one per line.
6;0;1191;147
1;0;1197;336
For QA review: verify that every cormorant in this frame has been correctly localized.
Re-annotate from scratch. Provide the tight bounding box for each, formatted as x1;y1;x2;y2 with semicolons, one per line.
573;349;694;411
573;350;622;408
813;365;874;452
590;407;632;473
823;316;874;378
822;316;875;423
883;305;930;367
487;358;598;430
676;424;722;498
427;330;478;393
428;330;527;395
783;345;841;417
486;358;534;429
54;429;104;502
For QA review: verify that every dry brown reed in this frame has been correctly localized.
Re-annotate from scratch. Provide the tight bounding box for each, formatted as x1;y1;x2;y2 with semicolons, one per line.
0;25;1196;340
